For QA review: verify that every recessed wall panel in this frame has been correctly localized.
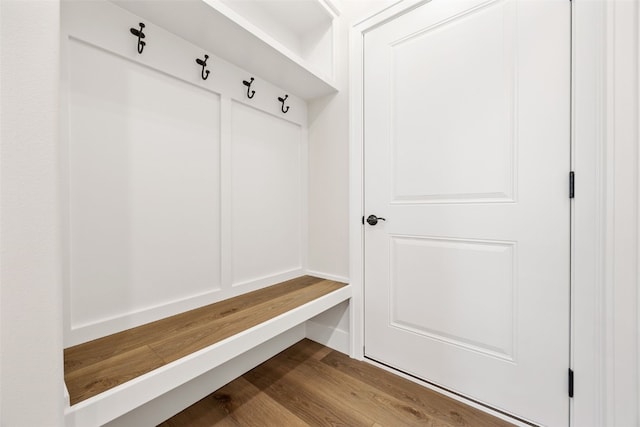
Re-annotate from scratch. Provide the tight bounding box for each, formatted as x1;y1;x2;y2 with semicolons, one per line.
68;39;221;328
390;236;516;360
391;2;516;203
231;102;302;286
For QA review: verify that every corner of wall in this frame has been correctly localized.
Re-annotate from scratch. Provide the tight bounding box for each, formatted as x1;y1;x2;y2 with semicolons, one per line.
0;0;65;425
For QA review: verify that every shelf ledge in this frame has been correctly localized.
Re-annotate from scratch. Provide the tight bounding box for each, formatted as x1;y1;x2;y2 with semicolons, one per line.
111;0;339;100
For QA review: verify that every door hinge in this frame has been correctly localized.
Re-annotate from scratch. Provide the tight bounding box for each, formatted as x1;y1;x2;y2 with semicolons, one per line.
569;171;575;199
568;369;574;398
362;216;365;225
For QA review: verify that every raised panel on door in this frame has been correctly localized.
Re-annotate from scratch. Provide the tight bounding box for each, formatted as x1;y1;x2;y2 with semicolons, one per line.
390;236;516;360
364;1;570;425
68;39;221;332
391;0;516;204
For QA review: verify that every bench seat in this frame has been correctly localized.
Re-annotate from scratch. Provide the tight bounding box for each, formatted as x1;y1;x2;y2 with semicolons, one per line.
63;276;350;426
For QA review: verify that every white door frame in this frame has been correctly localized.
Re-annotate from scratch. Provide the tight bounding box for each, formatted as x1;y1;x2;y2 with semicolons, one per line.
348;1;640;425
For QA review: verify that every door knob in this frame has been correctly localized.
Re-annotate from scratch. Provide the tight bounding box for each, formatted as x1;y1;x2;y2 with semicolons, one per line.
366;214;386;226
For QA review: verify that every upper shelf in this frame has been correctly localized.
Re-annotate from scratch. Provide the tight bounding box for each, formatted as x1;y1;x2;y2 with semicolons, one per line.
111;0;339;100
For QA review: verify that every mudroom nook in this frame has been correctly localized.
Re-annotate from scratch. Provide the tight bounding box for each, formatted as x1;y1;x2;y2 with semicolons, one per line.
1;0;639;426
59;0;356;424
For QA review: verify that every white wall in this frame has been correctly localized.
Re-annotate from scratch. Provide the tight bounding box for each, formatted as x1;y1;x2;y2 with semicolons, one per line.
307;0;396;281
306;0;396;352
0;1;65;426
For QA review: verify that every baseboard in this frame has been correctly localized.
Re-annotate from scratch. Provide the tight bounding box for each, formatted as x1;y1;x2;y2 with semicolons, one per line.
104;325;306;427
231;268;304;289
305;269;349;284
306;320;350;354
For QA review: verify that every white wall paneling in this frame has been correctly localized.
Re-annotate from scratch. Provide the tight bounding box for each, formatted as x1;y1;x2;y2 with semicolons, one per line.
61;0;308;346
230;101;303;289
67;38;223;337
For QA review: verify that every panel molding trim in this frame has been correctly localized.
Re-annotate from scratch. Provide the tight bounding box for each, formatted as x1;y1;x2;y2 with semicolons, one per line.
61;0;309;346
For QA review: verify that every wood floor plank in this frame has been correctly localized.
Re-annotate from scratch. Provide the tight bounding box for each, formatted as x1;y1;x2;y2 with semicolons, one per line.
244;353;377;426
269;345;447;426
161;339;516;427
64;276;346;405
65;345;165;406
158;393;239;427
158;377;306;427
212;377;307;427
321;350;515;427
309;344;333;361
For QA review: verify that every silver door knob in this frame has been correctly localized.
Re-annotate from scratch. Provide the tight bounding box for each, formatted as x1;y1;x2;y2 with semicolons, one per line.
367;215;386;226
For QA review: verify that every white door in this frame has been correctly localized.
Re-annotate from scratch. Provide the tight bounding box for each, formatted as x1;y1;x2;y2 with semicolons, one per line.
363;0;570;425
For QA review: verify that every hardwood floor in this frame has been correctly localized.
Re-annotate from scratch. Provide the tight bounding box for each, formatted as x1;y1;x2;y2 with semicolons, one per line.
159;339;515;427
64;276;346;405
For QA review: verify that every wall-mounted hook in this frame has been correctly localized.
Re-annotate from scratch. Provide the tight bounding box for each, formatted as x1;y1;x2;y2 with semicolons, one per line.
130;22;146;54
243;77;255;99
195;54;210;80
278;94;290;113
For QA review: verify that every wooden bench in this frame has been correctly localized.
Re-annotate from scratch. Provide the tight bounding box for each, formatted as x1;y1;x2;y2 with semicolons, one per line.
63;276;350;426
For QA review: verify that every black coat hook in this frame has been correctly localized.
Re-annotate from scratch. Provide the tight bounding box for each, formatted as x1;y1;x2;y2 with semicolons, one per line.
196;54;210;80
278;94;289;113
243;77;255;99
130;22;146;54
